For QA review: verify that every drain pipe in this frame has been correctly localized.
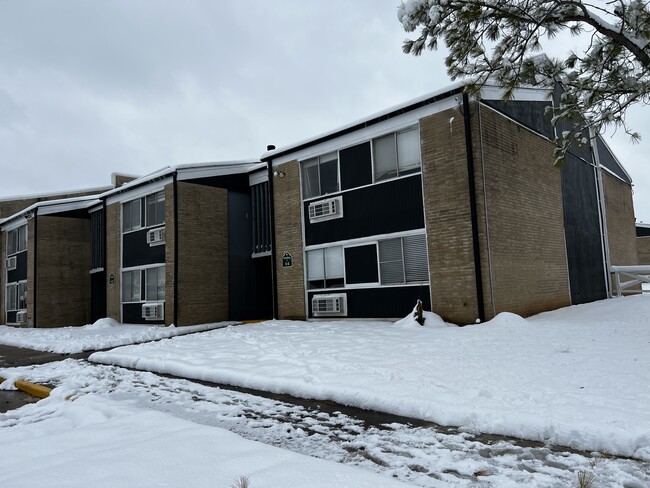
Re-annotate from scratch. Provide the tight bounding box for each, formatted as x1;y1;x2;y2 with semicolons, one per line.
462;92;486;322
173;173;179;326
590;130;612;297
266;148;279;320
32;207;39;328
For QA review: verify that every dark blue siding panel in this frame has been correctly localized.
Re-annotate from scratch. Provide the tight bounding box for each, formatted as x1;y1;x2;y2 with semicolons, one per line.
483;100;554;140
561;154;607;304
305;175;425;246
596;137;630;184
122;229;165;268
308;285;430;319
7;251;28;283
122;303;164;325
340;142;372;190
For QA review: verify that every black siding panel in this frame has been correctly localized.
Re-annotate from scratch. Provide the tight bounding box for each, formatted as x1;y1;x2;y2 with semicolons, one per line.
7;251;28;283
561;154;607;304
122;303;164;325
637;227;650;237
596;137;631;184
308;285;430;319
184;174;250;192
6;311;17;323
344;245;378;284
305;175;424;246
91;209;105;270
90;271;106;322
340;142;373;190
483;100;554;140
122;228;165;268
228;191;253;320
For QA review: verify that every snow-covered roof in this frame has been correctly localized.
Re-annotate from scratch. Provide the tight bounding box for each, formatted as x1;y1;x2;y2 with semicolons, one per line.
0;184;113;204
100;160;265;199
0;194;102;228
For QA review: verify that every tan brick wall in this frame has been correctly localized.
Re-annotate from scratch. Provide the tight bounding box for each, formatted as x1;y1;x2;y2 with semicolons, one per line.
0;231;4;323
272;160;306;320
174;182;230;326
164;184;175;326
35;216;91;327
475;104;571;318
420;108;481;324
637;237;650;265
603;173;638;267
105;202;121;321
27;220;35;326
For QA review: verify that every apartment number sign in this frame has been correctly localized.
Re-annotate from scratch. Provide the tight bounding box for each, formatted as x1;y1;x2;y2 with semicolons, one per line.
282;252;293;268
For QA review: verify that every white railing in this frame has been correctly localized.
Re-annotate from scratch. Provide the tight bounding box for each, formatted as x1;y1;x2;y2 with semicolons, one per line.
610;265;650;297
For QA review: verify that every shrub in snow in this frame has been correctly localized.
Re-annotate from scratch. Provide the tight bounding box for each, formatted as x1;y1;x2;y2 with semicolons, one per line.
480;312;530;329
86;318;122;329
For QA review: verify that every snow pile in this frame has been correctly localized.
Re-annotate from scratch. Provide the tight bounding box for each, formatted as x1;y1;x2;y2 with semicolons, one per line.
0;393;409;488
0;320;237;353
91;296;650;460
393;308;452;328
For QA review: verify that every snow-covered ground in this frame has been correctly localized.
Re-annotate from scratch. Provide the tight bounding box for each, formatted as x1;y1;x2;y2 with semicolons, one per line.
1;296;649;486
86;297;650;461
2;360;648;487
0;318;235;353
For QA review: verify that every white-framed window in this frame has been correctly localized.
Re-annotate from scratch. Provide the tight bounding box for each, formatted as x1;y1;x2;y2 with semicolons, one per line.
301;152;339;199
122;265;165;303
306;246;344;290
378;234;428;285
122;190;165;233
373;126;421;182
5;281;26;312
6;225;27;256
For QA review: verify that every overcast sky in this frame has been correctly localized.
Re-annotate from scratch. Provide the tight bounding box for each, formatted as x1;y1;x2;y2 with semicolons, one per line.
1;0;649;221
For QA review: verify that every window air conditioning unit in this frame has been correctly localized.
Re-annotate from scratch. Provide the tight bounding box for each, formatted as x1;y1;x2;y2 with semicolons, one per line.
312;293;347;317
16;311;27;324
6;256;17;271
142;303;164;320
308;196;343;223
146;227;165;246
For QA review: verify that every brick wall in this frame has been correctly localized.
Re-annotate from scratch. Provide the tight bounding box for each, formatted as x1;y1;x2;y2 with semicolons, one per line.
35;216;91;327
603;173;638;267
637;238;650;265
105;202;121;321
26;220;35;327
420;108;481;324
475;103;571;317
0;231;4;323
272;160;306;320
164;184;175;325
174;181;229;326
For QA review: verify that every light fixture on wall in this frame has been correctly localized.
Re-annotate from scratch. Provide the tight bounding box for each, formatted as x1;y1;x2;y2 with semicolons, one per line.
273;171;285;178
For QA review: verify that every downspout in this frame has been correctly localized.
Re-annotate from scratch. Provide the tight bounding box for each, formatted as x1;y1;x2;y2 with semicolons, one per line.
173;173;179;326
102;199;107;318
462;92;486;322
590;130;612;297
32;208;38;328
266;157;279;320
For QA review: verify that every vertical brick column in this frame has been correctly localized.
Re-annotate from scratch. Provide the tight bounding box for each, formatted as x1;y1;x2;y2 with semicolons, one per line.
105;202;121;321
26;219;36;327
603;173;638;267
164;184;175;325
272;160;306;320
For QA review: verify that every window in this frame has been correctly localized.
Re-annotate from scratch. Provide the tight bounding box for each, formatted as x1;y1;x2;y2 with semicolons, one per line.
306;246;344;289
145;266;165;301
123;199;142;232
122;266;165;303
146;191;165;228
123;191;165;232
5;284;17;312
373;127;421;182
6;225;27;255
17;282;26;310
301;152;339;199
122;270;141;302
378;234;428;285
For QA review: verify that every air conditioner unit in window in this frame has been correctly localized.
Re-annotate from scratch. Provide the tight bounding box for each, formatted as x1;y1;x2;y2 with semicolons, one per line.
146;227;165;246
6;256;17;271
312;293;347;317
142;303;164;320
308;196;343;223
16;311;27;324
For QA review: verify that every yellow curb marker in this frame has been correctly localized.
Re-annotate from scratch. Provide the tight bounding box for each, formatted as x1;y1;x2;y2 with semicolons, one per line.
0;376;52;399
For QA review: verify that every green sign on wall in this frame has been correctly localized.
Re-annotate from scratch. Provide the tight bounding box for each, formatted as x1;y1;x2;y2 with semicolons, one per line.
282;252;293;268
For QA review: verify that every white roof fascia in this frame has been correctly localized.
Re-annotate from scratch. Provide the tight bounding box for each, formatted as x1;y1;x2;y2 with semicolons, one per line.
1;216;28;232
249;169;269;186
105;177;173;206
100;167;174;200
0;185;112;204
37;198;101;217
269;96;459;167
479;84;552;102
1;195;101;228
176;161;265;182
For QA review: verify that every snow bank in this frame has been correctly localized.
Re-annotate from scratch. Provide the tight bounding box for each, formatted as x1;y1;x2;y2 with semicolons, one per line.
0;320;237;354
91;296;650;460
